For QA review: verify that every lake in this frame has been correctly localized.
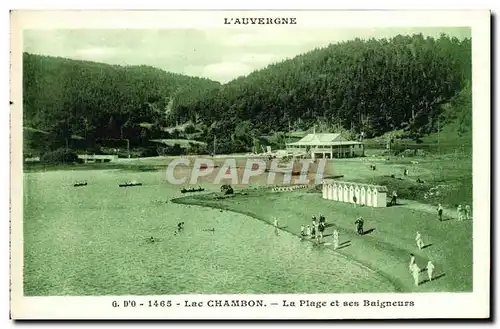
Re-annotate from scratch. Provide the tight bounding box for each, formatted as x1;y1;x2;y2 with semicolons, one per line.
23;169;396;295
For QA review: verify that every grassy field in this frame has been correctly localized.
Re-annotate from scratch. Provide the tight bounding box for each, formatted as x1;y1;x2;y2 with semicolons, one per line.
322;152;472;208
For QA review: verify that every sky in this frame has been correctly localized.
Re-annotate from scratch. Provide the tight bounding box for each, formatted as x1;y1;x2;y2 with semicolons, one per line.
23;27;470;84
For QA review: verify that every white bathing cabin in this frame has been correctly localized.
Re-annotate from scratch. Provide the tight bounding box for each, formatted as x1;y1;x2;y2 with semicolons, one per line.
322;180;388;208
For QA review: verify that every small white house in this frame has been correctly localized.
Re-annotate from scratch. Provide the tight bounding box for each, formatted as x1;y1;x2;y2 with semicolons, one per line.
372;186;388;207
360;186;366;206
343;184;349;202
338;184;344;201
354;185;361;205
349;185;355;203
334;183;341;201
366;187;373;207
331;183;338;201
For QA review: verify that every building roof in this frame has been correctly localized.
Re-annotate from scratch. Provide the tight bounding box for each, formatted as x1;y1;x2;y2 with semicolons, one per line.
286;133;362;146
322;179;389;193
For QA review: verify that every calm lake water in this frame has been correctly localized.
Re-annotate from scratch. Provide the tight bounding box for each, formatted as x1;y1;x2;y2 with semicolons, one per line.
23;170;395;295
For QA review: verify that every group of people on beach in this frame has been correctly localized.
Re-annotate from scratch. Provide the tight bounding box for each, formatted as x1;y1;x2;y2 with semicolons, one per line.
271;205;447;289
409;253;435;287
456;204;472;221
410;231;437;286
293;215;364;249
436;203;472;221
279;213;365;248
298;214;328;244
173;222;185;235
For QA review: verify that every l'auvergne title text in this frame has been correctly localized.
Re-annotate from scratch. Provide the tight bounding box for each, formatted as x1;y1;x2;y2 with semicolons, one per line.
224;17;297;25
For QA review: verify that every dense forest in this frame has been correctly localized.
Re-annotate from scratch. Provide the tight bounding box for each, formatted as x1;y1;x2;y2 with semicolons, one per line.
172;34;471;151
23;53;220;154
23;33;472;157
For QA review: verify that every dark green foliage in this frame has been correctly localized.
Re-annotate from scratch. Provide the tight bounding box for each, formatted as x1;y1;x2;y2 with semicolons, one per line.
183;123;197;134
24;33;471;155
187;142;208;155
23;53;220;152
169;143;184;156
40;148;80;164
174;34;471;149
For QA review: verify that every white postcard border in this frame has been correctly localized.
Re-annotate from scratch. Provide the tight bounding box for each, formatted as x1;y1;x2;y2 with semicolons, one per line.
9;9;491;320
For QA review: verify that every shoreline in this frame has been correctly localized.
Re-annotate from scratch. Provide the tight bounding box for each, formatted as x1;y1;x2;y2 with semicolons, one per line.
171;190;471;293
172;196;410;293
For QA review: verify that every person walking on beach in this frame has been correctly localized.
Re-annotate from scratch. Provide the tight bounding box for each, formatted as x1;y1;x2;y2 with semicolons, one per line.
311;223;316;240
416;231;424;250
457;205;463;221
437;204;443;221
333;229;339;250
273;217;279;235
412;263;420;286
409;253;415;272
306;225;311;238
312;217;319;237
354;217;364;235
391;190;398;206
300;224;305;239
427;260;435;282
318;221;325;241
465;204;471;220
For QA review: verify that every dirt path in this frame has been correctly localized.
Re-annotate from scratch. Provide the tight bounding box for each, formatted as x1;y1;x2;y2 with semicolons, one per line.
399;199;461;220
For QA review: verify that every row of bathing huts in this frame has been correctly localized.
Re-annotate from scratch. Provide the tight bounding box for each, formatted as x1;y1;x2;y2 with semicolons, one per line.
321;179;388;208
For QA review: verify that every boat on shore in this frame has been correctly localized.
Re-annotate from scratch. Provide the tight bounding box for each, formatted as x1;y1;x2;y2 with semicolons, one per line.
119;180;142;187
181;186;205;193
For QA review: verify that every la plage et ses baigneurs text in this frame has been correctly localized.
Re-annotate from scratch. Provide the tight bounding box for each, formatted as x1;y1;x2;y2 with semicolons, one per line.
112;299;415;309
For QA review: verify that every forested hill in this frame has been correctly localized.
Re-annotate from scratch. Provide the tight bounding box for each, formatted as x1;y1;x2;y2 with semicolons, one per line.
23;33;471;156
23;53;220;142
172;33;471;143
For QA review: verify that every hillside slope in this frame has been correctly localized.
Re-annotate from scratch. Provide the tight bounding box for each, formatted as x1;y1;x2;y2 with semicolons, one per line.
423;81;472;150
23;53;220;151
172;34;471;141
